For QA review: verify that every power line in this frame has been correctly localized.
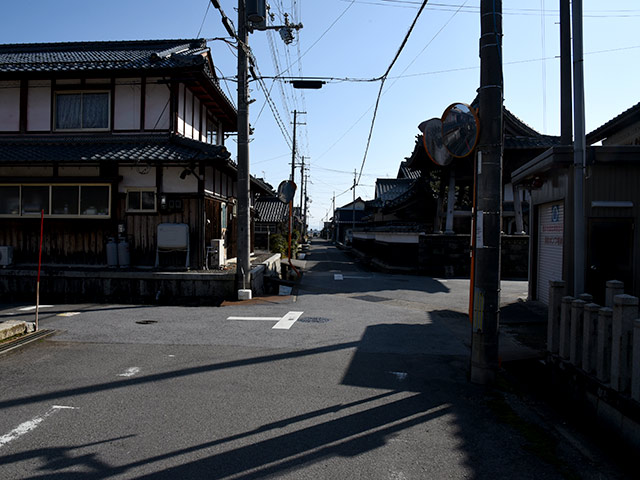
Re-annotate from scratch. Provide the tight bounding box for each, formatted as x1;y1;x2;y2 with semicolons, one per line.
356;0;431;186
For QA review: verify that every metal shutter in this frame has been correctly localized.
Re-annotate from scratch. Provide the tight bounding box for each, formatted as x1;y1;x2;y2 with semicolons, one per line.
537;202;564;304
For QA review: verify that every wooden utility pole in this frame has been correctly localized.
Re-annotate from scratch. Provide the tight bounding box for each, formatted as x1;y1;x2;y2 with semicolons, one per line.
470;0;503;385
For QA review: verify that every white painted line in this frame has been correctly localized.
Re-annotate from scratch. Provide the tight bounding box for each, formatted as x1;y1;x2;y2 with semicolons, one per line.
388;371;408;381
334;274;343;281
273;311;303;330
18;305;54;312
0;405;76;448
227;316;282;321
57;312;81;317
118;367;141;377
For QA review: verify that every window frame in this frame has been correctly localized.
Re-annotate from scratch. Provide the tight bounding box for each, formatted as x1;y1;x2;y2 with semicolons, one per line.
54;90;111;132
125;187;157;213
0;183;112;218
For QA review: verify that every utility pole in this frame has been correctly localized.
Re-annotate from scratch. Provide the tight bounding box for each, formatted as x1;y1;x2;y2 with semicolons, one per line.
572;0;586;296
236;0;251;296
470;0;503;385
290;110;298;183
352;169;356;237
299;156;306;238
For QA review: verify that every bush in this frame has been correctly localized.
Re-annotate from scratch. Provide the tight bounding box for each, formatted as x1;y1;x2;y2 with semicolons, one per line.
269;232;300;258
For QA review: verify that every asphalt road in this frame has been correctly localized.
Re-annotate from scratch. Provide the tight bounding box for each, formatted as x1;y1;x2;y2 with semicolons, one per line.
0;239;628;479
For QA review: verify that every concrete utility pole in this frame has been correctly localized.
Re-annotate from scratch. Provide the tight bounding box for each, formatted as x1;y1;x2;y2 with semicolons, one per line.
236;0;251;295
560;0;572;145
299;156;306;237
470;0;504;385
572;0;586;296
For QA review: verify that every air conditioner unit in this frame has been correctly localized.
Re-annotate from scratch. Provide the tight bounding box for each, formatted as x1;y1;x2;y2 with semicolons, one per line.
0;246;14;266
208;239;226;269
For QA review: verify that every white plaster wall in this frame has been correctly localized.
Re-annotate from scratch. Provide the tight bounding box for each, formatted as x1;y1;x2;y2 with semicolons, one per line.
185;88;193;139
56;79;81;85
27;80;52;132
221;172;228;197
86;78;110;84
0;166;54;176
144;78;170;130
118;166;157;192
163;166;198;193
114;78;141;131
0;81;20;131
375;233;420;244
177;83;185;135
193;97;201;141
58;165;100;177
504;182;514;202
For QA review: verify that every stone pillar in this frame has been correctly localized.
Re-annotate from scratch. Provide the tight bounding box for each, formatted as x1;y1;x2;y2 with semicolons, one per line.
582;303;600;374
559;296;574;360
632;319;640;402
570;299;586;367
605;280;624;308
596;307;613;383
578;293;593;303
611;294;639;392
547;280;566;354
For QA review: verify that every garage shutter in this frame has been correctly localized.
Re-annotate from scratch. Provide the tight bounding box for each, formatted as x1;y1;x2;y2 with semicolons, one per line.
537;202;564;304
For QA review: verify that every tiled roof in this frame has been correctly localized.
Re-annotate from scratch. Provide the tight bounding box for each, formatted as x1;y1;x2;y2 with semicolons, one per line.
587;101;640;145
0;134;230;163
397;161;421;179
0;39;210;73
254;196;289;223
375;178;413;200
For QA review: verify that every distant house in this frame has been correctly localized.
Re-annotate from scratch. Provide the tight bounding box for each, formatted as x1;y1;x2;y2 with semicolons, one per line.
333;197;367;245
253;196;297;250
513;102;640;303
0;38;271;269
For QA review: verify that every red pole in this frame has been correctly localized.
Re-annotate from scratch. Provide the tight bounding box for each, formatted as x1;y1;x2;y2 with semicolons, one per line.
35;209;44;331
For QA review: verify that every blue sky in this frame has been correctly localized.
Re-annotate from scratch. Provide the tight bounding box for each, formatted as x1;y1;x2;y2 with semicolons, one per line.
1;1;639;229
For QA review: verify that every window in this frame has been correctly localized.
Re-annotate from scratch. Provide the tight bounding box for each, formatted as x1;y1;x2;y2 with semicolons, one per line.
55;91;110;130
0;184;111;218
126;189;156;212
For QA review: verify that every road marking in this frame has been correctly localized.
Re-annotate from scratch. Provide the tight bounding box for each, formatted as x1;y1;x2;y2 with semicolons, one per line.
57;312;81;317
18;305;54;312
227;311;304;330
0;406;76;448
227;316;282;321
388;371;408;381
334;274;343;281
118;367;140;377
273;311;303;330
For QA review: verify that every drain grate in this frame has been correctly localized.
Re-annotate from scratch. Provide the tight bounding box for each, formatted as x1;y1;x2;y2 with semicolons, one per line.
352;295;390;303
0;329;55;355
135;320;158;325
298;317;331;324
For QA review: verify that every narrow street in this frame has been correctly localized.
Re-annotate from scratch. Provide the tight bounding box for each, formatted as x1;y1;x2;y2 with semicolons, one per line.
0;240;628;479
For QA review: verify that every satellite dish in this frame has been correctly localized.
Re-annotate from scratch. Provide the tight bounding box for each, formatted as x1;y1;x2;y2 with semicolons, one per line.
421;118;453;167
441;102;480;158
277;180;297;203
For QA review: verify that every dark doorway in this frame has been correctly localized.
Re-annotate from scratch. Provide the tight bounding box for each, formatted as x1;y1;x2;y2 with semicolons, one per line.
586;219;634;304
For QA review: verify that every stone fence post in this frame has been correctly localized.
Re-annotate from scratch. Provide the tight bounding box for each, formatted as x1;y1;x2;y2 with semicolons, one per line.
611;294;639;393
570;299;586;367
582;303;600;374
606;280;624;308
632;319;640;402
596;307;613;383
547;280;565;354
559;296;574;360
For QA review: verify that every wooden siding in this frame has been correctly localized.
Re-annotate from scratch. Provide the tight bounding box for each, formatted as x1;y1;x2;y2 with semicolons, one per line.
0;218;114;265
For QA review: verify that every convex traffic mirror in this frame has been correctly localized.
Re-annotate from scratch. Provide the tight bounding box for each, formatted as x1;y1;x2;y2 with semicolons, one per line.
441;103;480;158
